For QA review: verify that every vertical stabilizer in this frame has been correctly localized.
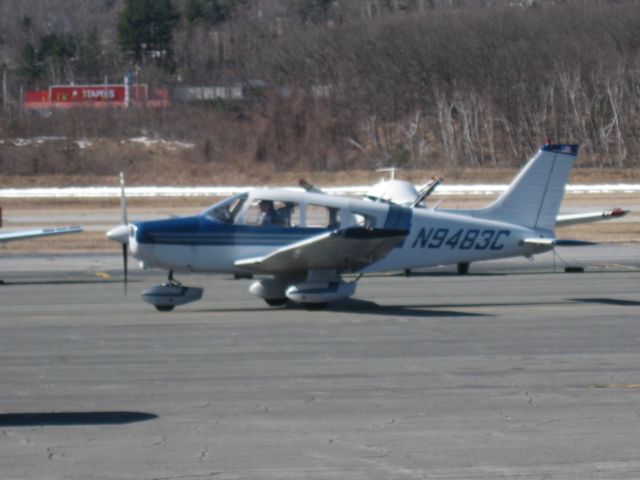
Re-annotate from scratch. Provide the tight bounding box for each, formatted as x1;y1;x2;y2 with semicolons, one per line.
479;144;578;232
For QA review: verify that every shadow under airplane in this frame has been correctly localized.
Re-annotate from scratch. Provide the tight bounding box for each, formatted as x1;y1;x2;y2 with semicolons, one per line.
0;411;158;427
570;297;640;307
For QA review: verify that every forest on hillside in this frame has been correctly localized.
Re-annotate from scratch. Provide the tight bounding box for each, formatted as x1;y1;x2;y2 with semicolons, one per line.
1;0;640;175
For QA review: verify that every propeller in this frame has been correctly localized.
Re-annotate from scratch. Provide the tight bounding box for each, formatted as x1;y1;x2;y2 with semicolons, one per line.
119;172;128;293
106;172;129;293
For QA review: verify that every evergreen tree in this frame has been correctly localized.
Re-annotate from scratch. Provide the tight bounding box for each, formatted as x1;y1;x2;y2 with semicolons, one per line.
19;43;44;86
38;32;76;84
186;0;206;23
117;0;180;71
76;29;104;83
186;0;243;25
294;0;333;23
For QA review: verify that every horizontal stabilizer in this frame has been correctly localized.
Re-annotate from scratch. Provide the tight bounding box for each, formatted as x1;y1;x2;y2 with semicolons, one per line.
556;208;629;228
521;238;596;247
235;227;408;274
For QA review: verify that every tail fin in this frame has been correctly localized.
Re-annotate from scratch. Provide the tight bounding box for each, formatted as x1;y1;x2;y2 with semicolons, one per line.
478;144;578;231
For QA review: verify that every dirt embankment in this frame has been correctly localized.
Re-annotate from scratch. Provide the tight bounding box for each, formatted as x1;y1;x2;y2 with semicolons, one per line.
2;133;640;188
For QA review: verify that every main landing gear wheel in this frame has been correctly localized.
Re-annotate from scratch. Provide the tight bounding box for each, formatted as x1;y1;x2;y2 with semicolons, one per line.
265;298;288;307
155;305;175;312
457;262;470;275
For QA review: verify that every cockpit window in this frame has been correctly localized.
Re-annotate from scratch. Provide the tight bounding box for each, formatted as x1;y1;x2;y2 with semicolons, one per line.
352;211;377;228
307;204;341;228
202;193;247;224
244;199;299;227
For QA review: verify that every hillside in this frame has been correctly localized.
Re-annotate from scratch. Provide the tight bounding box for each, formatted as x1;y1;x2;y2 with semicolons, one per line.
3;0;640;177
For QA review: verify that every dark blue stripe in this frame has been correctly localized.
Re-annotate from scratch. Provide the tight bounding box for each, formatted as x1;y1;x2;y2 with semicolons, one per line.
134;215;329;246
383;205;412;230
383;205;412;248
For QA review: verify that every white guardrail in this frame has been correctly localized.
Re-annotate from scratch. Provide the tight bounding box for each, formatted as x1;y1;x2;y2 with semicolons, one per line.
0;184;639;198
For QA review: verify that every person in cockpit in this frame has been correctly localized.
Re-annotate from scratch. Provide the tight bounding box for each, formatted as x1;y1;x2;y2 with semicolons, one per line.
258;200;277;225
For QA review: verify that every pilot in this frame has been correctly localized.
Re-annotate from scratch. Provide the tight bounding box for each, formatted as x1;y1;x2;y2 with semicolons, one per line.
258;200;277;226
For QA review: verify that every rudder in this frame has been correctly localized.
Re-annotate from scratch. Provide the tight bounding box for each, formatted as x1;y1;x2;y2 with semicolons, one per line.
477;144;578;232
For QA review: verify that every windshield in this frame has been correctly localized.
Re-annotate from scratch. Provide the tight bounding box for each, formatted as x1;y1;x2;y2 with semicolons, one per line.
202;193;247;224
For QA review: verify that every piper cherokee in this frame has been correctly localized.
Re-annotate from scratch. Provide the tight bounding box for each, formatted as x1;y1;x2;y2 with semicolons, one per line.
106;144;622;311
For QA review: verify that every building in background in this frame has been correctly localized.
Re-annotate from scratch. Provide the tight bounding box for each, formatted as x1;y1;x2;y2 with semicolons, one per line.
23;84;169;110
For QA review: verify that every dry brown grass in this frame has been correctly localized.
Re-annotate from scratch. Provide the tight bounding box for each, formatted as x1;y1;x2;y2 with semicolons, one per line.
2;136;640;187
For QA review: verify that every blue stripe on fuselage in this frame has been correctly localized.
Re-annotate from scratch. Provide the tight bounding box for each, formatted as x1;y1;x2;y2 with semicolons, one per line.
383;205;412;248
383;204;412;230
134;215;329;246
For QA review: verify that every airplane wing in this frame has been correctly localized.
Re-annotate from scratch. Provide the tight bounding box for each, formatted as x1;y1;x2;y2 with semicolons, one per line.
235;227;408;274
0;225;84;243
556;208;628;228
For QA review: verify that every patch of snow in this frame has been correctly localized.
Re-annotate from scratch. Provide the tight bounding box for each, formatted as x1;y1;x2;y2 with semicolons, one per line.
129;136;195;149
12;136;66;147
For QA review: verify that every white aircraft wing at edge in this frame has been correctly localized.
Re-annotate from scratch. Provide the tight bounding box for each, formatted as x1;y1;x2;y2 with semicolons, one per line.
0;225;84;243
235;227;408;274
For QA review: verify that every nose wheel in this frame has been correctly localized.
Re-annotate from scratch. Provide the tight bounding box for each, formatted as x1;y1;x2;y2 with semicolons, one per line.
142;271;204;311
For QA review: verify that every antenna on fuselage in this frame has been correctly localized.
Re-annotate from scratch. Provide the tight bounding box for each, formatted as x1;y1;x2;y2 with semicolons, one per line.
376;167;400;181
298;178;324;194
412;176;443;208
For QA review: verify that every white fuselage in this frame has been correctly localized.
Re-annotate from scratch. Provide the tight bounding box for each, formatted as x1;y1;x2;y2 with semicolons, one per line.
365;208;544;272
128;200;548;275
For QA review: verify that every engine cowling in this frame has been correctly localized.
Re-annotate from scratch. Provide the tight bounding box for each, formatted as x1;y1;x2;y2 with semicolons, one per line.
285;281;356;304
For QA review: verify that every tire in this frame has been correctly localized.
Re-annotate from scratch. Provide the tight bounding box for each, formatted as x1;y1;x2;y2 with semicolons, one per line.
457;262;470;275
234;273;254;280
155;305;175;312
265;298;288;307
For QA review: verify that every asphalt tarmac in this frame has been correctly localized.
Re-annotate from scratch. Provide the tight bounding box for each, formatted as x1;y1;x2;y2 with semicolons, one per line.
1;246;640;479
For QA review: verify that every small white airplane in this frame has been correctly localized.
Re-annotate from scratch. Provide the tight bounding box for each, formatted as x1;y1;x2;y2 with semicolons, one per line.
107;144;625;311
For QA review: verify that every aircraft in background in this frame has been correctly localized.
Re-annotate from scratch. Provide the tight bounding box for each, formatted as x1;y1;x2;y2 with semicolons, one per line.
107;143;626;311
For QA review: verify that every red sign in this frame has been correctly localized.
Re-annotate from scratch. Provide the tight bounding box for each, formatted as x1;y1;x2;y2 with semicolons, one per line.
24;84;167;109
50;85;126;103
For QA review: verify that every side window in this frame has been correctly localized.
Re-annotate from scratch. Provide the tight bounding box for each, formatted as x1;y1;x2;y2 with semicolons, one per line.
244;199;300;227
288;203;302;227
307;204;341;228
352;212;377;228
